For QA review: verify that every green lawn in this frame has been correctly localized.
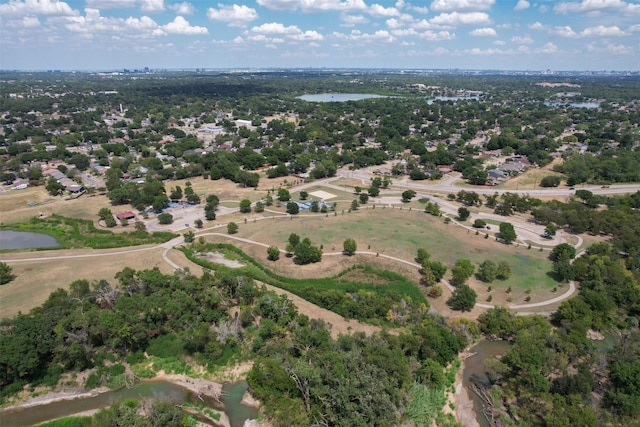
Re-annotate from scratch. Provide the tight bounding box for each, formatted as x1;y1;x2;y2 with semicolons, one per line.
237;208;559;293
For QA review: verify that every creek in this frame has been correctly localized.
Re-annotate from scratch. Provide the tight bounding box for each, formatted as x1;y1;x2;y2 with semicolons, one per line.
462;340;512;427
0;380;258;427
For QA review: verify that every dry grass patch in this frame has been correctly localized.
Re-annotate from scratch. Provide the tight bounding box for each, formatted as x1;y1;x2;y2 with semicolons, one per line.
0;246;172;319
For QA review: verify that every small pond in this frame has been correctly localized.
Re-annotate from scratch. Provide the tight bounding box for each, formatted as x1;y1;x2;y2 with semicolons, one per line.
297;93;389;102
0;230;61;250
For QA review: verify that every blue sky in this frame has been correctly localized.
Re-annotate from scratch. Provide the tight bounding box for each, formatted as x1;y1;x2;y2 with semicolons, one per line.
1;0;639;71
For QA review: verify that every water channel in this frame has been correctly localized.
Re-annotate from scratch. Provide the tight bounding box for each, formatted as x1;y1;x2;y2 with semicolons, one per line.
0;230;60;250
462;340;512;427
0;380;258;427
297;93;389;102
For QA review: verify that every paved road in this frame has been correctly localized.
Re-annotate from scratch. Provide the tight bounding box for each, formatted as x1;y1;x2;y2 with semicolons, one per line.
340;168;640;196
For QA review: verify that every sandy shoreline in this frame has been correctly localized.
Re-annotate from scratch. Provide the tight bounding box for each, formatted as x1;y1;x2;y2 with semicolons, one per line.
0;372;258;427
442;349;481;427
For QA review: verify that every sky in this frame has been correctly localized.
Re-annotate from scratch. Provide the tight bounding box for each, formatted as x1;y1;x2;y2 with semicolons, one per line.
0;0;639;71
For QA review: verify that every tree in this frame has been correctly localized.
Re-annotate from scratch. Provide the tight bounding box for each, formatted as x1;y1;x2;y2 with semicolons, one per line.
447;284;477;311
473;218;487;228
477;260;498;283
158;213;173;224
540;175;562;187
134;221;146;232
359;193;369;204
239;199;252;213
545;223;557;237
499;222;517;244
300;191;308;200
255;201;265;213
0;262;15;285
402;189;416;203
227;222;238;234
368;186;380;197
350;199;359;210
183;230;195;243
551;243;576;262
293;238;322;265
343;238;357;255
169;186;182;201
286;202;300;215
310;200;319;213
496;261;511;280
267;246;280;261
416;248;430;264
288;233;301;247
45;176;64;196
194;219;203;229
457;207;470;221
451;259;475;285
277;188;291;202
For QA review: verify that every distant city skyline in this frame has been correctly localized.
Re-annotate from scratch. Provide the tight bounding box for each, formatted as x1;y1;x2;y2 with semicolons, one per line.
1;0;639;71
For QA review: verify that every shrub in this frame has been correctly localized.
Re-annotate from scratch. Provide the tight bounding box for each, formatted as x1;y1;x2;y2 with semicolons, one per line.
227;222;238;234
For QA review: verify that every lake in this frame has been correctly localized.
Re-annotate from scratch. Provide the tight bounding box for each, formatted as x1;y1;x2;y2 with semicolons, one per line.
544;101;600;109
0;230;61;250
297;93;389;102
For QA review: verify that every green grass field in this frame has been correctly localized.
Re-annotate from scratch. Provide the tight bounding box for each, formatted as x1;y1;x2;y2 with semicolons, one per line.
235;207;559;295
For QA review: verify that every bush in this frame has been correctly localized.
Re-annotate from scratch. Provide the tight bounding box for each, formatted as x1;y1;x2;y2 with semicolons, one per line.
227;222;238;234
427;286;443;298
267;246;280;261
473;219;487;228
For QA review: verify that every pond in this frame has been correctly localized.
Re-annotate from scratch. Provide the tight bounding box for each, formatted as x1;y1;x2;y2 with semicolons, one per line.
544;101;600;109
297;93;389;102
0;380;258;427
0;230;61;250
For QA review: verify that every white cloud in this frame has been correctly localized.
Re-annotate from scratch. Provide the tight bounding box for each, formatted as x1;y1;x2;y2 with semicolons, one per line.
140;0;164;12
514;0;530;11
529;22;578;38
6;15;40;27
207;4;258;27
333;29;396;42
290;30;324;41
580;25;627;36
493;39;505;45
554;0;640;15
168;2;194;15
430;0;495;12
511;35;533;44
85;0;136;8
536;42;558;53
469;27;496;37
368;4;401;17
249;22;302;35
606;43;632;54
256;0;366;12
340;14;369;26
420;30;455;40
628;24;640;32
0;0;77;16
429;11;491;26
156;16;207;35
62;8;157;36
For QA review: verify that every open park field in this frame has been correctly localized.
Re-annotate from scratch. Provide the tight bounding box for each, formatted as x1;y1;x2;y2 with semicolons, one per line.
1;175;570;322
201;207;560;305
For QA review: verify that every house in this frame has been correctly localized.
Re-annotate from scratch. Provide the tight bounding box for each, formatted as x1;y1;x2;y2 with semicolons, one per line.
488;169;507;180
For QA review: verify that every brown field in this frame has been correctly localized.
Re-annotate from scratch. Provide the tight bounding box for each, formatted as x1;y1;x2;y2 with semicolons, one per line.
497;158;566;191
0;246;173;319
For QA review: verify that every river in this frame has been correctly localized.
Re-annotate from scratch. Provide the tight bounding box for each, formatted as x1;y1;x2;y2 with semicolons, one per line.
462;340;512;427
0;380;258;427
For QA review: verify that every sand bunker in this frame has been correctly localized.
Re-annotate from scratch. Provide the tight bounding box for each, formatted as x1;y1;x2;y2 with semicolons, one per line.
197;252;245;268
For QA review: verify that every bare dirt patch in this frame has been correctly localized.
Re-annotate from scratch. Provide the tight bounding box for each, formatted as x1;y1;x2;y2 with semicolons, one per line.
309;190;337;200
196;252;245;268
